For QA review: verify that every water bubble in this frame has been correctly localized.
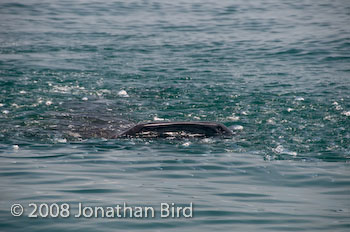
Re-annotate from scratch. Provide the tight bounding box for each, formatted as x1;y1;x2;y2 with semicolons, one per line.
67;132;82;138
273;145;284;153
335;105;342;111
182;142;191;147
118;90;129;97
324;115;332;121
82;97;88;101
295;97;304;101
288;151;297;156
201;138;214;143
342;111;350;117
231;125;244;130
13;145;19;150
273;145;297;156
153;116;164;121
11;103;19;108
2;110;9;114
56;138;67;143
227;114;239;121
267;118;275;124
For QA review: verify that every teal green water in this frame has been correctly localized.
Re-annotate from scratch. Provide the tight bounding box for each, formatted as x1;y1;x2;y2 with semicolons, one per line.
0;0;349;231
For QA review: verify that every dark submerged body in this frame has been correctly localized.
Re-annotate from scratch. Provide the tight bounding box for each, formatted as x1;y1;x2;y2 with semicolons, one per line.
116;122;233;138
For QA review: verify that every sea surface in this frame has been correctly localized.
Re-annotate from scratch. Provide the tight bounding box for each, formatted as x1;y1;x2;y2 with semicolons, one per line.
0;0;349;231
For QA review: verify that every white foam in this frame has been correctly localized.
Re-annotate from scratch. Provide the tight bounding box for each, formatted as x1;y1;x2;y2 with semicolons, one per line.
227;114;239;121
232;125;243;130
201;138;214;143
67;131;82;138
273;145;297;156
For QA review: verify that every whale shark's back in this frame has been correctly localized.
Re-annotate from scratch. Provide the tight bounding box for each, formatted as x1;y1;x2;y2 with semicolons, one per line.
116;121;233;138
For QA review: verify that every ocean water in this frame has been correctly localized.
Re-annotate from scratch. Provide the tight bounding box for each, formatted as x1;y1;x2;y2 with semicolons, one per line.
0;0;349;231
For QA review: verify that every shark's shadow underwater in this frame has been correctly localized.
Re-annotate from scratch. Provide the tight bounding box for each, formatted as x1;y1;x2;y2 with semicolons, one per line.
54;103;233;140
61;117;233;140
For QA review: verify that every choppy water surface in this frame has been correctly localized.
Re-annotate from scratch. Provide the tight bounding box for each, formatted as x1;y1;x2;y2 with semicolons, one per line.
0;0;349;231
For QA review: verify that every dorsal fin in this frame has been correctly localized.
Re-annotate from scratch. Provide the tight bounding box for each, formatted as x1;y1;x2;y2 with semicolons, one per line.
116;121;233;138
